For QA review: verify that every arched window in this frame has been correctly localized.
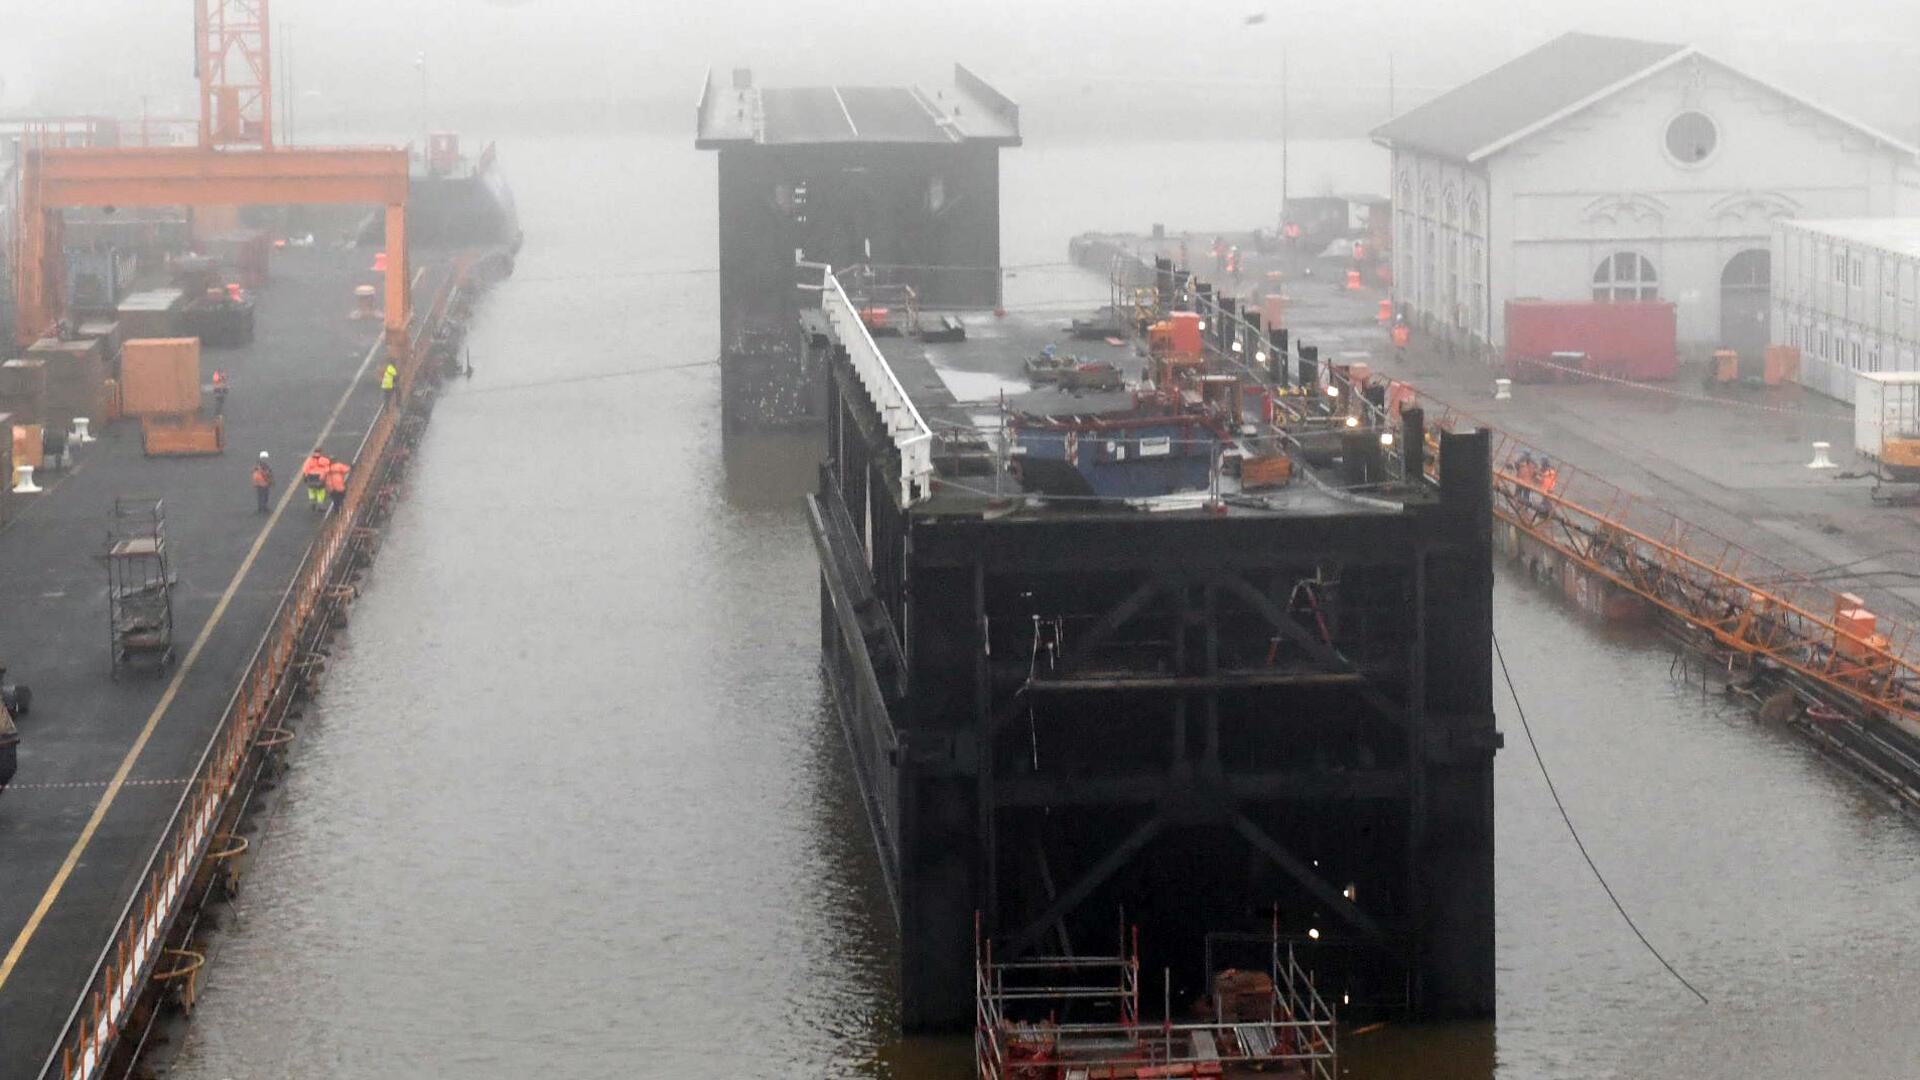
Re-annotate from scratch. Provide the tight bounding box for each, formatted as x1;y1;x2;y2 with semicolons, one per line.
1443;185;1458;225
1466;194;1482;235
1593;252;1658;302
1421;181;1435;218
1398;171;1413;206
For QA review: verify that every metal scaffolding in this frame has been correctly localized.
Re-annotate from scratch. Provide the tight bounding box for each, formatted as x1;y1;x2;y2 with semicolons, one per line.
976;919;1336;1080
104;498;176;678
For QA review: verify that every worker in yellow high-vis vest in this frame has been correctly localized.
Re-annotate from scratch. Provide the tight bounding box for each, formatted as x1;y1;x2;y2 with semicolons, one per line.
381;360;398;402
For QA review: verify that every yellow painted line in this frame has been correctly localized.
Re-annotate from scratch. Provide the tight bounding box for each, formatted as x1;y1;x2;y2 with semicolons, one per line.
0;323;393;992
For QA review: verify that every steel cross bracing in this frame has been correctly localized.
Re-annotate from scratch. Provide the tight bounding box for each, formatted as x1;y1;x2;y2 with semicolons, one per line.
994;570;1406;961
197;0;273;149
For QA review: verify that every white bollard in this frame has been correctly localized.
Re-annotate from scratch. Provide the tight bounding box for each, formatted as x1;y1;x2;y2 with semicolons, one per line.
70;417;95;444
1494;378;1513;401
1807;441;1837;470
12;465;41;493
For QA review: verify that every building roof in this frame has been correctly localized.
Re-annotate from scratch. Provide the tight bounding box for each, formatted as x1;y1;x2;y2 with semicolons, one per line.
1372;33;1685;161
1373;32;1920;165
696;64;1021;148
1784;218;1920;260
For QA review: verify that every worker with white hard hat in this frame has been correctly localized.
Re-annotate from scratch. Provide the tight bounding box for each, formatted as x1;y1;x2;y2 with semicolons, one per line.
252;451;274;514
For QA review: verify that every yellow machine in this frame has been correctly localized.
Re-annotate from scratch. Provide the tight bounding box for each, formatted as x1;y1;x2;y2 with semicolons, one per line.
1883;435;1920;483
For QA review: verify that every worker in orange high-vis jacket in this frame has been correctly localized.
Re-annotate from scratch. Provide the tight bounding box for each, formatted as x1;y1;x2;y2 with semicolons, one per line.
324;458;351;513
301;449;331;512
251;451;274;513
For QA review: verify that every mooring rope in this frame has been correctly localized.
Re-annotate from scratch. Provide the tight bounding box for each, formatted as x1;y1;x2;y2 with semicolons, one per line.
1494;629;1711;1005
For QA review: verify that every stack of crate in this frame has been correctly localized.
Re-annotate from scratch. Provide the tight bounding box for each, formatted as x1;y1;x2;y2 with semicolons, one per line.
116;289;186;341
27;336;110;437
121;338;223;456
76;319;124;420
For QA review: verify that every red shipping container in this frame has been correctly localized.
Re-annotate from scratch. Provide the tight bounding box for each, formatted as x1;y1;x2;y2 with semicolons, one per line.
1168;312;1204;356
1504;300;1677;383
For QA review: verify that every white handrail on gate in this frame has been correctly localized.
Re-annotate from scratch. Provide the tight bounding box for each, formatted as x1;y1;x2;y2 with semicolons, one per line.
799;258;935;505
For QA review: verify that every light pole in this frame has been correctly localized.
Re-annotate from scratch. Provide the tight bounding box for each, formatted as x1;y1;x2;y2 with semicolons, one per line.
1281;44;1290;241
414;51;429;138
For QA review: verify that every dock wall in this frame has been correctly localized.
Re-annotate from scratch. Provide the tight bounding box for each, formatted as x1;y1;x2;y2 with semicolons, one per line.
35;257;497;1080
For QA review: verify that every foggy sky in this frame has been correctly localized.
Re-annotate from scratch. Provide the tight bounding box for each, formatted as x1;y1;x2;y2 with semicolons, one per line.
3;0;1917;138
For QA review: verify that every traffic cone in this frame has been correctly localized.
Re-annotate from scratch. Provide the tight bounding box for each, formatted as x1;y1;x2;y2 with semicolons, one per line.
1345;270;1362;291
371;251;388;273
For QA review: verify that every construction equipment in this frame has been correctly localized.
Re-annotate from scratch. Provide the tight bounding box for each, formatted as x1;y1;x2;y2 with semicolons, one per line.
1;666;30;720
10;0;412;361
1856;371;1920;504
104;498;177;677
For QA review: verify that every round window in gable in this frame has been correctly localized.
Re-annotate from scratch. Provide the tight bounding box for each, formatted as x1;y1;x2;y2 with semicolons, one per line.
1666;111;1718;164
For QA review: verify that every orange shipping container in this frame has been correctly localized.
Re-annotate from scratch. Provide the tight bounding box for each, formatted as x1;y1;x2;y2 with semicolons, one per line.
1262;294;1287;331
1764;345;1800;387
141;415;224;456
121;338;202;417
1169;312;1204;356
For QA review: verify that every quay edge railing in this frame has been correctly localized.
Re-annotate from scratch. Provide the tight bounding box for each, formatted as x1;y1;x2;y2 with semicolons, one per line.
36;255;476;1080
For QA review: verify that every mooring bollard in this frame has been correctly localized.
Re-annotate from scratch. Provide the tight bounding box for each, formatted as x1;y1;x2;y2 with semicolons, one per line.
12;465;41;493
1807;441;1837;469
1494;378;1513;401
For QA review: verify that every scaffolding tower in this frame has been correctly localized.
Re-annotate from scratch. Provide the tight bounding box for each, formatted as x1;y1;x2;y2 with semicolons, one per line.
104;498;176;677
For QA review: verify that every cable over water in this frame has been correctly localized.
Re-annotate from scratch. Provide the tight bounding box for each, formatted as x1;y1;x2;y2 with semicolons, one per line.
1494;629;1711;1007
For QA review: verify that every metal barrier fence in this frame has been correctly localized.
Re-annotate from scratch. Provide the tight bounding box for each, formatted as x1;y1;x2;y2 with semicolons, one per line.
39;257;474;1080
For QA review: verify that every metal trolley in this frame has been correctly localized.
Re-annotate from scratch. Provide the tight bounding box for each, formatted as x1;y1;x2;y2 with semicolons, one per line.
104;497;177;678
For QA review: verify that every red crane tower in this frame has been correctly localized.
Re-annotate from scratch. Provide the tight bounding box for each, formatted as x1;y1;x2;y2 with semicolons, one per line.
196;0;273;149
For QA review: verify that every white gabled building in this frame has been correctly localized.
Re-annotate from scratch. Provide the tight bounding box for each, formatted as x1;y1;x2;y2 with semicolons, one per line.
1372;32;1920;362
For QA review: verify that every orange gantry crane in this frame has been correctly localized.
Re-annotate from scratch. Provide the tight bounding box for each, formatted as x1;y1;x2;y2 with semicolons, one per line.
10;0;411;357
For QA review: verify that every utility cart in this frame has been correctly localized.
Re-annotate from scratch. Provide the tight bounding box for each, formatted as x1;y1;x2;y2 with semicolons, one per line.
104;498;177;678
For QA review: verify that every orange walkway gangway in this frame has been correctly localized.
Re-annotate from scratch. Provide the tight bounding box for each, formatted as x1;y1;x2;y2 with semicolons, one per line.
1397;387;1920;731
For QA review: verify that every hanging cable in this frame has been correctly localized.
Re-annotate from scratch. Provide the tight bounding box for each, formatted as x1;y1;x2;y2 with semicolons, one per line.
458;357;718;395
1493;629;1711;1006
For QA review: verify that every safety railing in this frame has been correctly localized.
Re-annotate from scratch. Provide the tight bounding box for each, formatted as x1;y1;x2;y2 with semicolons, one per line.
976;919;1335;1080
797;259;934;505
1406;388;1920;727
39;258;473;1080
